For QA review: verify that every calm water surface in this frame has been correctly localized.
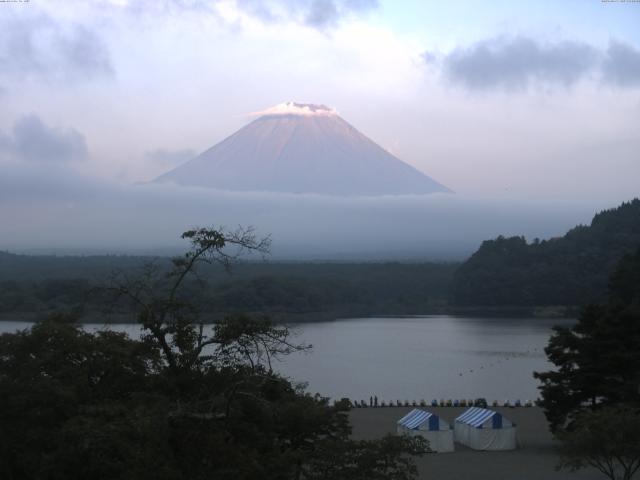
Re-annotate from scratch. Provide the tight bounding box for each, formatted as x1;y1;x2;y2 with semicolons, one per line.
0;316;570;403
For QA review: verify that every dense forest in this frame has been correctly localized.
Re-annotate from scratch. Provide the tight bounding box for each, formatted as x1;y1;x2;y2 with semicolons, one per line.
2;198;639;319
0;254;456;320
452;199;640;306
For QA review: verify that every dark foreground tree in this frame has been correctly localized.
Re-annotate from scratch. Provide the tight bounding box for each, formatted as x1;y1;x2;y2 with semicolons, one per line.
0;227;428;480
105;226;273;372
0;314;167;480
534;247;640;432
535;247;640;479
557;405;640;480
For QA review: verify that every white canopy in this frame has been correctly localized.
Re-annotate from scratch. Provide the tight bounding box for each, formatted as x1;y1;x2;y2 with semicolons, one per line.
396;409;454;453
454;407;517;451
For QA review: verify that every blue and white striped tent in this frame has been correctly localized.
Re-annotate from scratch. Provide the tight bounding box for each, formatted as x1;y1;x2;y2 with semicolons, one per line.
456;407;508;429
454;407;516;450
396;409;454;452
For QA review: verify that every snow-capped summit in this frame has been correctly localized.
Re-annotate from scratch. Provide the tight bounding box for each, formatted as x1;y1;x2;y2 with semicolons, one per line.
251;102;338;117
154;103;450;196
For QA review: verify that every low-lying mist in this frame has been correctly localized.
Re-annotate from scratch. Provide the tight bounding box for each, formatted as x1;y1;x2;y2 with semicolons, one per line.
0;166;607;260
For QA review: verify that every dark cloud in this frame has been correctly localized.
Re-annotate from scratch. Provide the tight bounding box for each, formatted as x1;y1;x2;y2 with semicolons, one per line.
146;148;197;167
233;0;378;29
0;13;113;86
421;51;438;65
429;36;640;91
0;114;88;163
305;0;340;28
235;0;279;21
602;40;640;87
120;0;218;18
439;36;598;90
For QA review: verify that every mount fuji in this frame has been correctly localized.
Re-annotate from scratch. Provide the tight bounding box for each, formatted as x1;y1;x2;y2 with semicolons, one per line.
154;103;450;196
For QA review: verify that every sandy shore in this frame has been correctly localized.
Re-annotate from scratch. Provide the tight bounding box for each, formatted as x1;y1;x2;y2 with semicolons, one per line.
349;406;604;480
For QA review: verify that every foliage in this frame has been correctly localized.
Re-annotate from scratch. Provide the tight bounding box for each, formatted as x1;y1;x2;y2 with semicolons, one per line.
453;198;640;306
534;247;640;432
0;256;456;318
0;227;427;480
557;405;640;480
301;435;428;480
0;314;165;480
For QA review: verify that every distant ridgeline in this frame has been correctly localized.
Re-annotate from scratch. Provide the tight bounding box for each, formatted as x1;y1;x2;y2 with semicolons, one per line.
452;199;640;307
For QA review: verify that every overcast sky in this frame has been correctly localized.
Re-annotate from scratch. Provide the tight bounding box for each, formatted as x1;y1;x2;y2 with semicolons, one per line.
0;0;639;255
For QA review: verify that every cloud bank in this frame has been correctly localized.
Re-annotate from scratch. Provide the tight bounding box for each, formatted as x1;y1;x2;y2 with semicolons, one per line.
0;12;113;87
0;115;88;163
145;148;197;168
105;0;378;30
0;162;607;260
427;36;640;90
602;40;640;87
235;0;379;29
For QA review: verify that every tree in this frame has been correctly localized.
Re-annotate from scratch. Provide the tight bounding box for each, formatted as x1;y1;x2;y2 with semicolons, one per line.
301;434;427;480
0;227;428;480
453;198;640;307
0;314;166;480
557;405;640;480
534;247;640;432
106;225;272;372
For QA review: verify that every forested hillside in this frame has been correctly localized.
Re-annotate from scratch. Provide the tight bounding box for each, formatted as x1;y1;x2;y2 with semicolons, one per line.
452;199;640;306
0;255;456;320
3;199;639;318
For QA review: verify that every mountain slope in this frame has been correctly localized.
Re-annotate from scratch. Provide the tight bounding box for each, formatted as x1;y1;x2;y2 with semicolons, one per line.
452;199;640;306
155;103;450;196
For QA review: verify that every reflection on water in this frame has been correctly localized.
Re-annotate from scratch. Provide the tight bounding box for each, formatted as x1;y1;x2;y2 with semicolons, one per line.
0;316;571;402
458;350;546;358
276;316;571;402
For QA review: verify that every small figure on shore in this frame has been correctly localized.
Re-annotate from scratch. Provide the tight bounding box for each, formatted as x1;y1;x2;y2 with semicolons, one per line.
370;396;373;407
374;395;378;407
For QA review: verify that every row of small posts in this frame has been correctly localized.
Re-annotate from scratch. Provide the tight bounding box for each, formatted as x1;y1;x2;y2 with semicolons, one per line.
347;397;535;408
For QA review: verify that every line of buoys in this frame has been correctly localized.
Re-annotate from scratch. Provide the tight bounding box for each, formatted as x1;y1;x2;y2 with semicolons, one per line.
455;349;546;377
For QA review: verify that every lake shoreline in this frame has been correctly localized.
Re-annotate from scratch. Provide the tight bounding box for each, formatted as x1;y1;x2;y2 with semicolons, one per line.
0;305;578;325
1;315;570;401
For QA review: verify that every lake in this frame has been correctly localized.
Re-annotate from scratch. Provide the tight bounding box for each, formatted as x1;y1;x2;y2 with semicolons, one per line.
0;315;569;403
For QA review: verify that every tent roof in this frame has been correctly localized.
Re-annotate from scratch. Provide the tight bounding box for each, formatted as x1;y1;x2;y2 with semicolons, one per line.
397;409;436;429
455;407;501;427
